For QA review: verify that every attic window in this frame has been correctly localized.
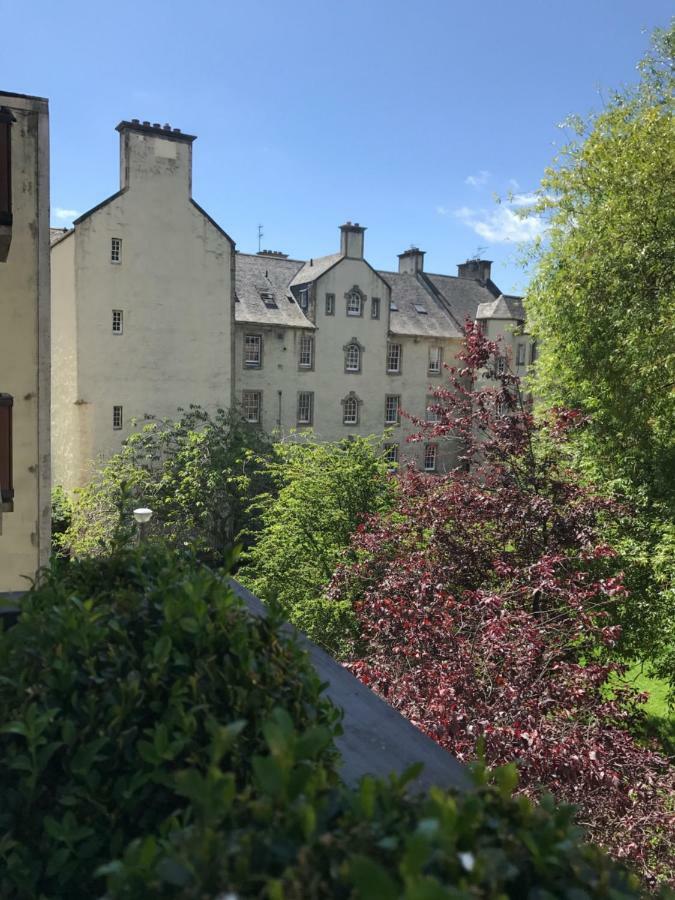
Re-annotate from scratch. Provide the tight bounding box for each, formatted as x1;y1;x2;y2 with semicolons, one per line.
298;288;309;310
414;304;428;314
389;302;398;311
260;291;277;308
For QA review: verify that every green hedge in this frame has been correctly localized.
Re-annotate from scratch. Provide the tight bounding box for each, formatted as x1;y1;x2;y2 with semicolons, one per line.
0;545;339;898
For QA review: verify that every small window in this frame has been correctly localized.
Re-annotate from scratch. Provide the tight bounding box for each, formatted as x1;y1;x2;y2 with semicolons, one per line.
112;309;123;334
111;237;122;264
389;301;398;311
496;356;507;376
343;395;359;425
260;290;277;309
113;405;123;430
384;443;399;465
325;293;335;316
423;443;437;472
298;288;309;310
428;345;441;374
426;397;440;423
346;290;362;316
242;390;262;424
384;394;400;425
516;343;526;367
244;334;262;368
496;397;507;418
387;342;402;374
371;297;380;319
345;342;361;372
414;304;428;314
297;391;313;425
530;341;538;364
299;334;314;369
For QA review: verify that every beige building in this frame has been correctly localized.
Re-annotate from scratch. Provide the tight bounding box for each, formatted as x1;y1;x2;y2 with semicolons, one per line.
51;120;532;487
0;91;50;594
51;120;235;490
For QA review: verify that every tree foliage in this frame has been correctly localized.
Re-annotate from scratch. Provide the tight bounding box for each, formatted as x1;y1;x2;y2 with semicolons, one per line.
329;325;674;885
56;406;277;564
238;436;392;654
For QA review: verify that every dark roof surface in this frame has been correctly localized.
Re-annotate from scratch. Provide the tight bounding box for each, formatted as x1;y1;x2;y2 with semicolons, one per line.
476;294;526;321
377;271;463;338
50;227;72;246
235;253;313;328
290;253;343;287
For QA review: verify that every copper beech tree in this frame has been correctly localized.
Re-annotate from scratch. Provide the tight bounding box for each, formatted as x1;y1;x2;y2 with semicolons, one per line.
329;323;674;886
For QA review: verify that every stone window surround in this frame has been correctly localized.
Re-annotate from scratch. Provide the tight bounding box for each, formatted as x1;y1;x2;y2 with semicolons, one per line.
517;342;526;366
112;309;123;334
325;292;335;316
299;333;314;370
345;285;366;317
297;390;314;426
243;333;263;368
384;393;400;426
343;337;364;374
242;390;262;424
341;391;362;425
428;345;442;375
113;405;123;430
371;296;380;319
387;341;402;374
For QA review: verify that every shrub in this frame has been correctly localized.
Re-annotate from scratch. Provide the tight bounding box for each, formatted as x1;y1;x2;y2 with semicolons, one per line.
101;713;651;899
0;544;340;899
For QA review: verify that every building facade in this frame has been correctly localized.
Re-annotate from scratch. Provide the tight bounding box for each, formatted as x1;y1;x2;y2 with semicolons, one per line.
51;121;533;489
0;91;50;593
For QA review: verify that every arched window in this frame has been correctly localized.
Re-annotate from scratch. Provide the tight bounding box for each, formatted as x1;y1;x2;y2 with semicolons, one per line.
342;393;360;425
345;286;364;316
345;342;360;372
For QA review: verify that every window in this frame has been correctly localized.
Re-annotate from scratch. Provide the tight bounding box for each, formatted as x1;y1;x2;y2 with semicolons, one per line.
496;397;507;418
424;443;438;472
414;304;428;314
297;391;313;425
298;288;309;311
346;289;362;316
260;290;277;309
242;391;261;424
387;342;402;374
371;297;380;319
0;394;14;508
516;343;526;367
428;345;442;374
384;394;400;425
244;334;262;368
345;342;361;372
343;394;359;425
325;293;335;316
389;301;398;311
530;341;538;364
384;443;399;465
113;405;123;430
299;334;314;369
426;397;440;423
112;309;123;334
496;356;507;376
111;237;122;263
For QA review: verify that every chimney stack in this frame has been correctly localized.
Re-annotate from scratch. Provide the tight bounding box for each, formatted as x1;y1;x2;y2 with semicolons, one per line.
115;119;197;193
457;258;492;283
340;221;366;259
398;247;425;274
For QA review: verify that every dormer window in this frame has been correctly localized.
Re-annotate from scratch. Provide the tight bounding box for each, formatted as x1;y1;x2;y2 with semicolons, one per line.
260;290;277;309
298;288;309;310
414;304;428;314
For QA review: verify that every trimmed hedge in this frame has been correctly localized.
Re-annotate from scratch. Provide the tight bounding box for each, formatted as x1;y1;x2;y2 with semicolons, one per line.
0;545;339;898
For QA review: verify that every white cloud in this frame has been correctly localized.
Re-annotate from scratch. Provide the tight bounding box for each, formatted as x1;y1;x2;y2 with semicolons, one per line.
508;178;520;191
436;205;450;216
509;192;539;207
465;169;490;188
55;207;80;220
454;203;547;244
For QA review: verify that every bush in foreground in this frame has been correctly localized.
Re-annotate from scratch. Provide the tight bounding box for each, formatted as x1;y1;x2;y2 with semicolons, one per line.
0;544;339;899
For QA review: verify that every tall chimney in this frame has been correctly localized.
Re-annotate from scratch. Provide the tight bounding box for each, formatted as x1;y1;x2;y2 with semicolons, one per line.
398;247;425;274
116;120;197;193
340;221;366;259
457;258;492;282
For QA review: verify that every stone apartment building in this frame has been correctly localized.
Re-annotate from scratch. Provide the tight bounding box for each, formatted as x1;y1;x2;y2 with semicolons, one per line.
51;120;533;489
0;91;51;593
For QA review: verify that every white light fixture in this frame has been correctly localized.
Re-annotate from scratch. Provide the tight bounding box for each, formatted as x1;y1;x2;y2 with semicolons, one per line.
133;507;153;524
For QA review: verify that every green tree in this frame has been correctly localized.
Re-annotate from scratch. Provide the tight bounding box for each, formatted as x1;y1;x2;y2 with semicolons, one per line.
524;23;675;681
58;406;277;564
238;436;393;653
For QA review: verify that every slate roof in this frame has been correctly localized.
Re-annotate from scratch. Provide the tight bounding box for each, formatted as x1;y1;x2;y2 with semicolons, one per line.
476;293;526;322
235;253;313;328
377;271;464;338
289;253;343;287
424;273;500;330
50;227;72;246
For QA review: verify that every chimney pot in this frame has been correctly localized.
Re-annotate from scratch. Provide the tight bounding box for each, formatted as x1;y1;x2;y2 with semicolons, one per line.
132;118;140;124
164;123;171;129
142;120;150;126
152;122;161;128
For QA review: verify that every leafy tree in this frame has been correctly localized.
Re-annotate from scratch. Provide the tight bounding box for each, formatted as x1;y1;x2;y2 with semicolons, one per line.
330;325;674;884
238;436;392;654
523;25;675;681
58;406;277;564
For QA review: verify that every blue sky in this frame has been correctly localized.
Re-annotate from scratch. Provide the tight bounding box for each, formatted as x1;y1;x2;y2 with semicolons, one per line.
4;0;671;293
